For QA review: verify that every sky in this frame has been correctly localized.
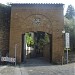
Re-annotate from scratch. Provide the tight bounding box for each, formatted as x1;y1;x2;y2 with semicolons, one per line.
0;0;75;15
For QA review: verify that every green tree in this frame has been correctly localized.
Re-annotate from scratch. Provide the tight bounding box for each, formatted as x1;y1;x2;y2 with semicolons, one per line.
64;5;75;50
65;5;75;20
64;17;75;50
37;33;50;50
26;33;34;47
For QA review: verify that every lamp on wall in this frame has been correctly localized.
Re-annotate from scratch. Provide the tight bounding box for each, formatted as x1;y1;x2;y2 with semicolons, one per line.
62;30;65;34
62;30;65;38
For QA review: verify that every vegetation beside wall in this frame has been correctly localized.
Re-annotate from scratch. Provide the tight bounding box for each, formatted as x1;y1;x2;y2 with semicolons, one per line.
64;5;75;51
0;3;11;56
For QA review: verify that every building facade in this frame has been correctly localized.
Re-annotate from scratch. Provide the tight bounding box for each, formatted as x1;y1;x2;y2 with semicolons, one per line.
0;3;64;64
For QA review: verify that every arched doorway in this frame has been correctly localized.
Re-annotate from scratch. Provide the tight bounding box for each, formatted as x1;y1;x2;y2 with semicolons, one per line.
22;31;52;63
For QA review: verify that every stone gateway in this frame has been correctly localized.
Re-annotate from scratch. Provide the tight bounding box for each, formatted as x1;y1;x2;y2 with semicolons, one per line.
1;3;64;64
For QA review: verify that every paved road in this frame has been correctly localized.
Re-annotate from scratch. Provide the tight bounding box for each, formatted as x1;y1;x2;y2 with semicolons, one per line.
0;58;75;75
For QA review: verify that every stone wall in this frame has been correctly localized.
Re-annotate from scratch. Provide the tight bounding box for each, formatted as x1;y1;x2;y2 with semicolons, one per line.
0;5;10;56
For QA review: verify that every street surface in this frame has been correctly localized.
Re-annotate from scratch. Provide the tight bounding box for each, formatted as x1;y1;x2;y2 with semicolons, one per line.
0;58;75;75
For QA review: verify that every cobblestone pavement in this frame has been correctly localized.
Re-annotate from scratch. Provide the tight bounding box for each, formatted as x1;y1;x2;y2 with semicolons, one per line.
0;58;75;75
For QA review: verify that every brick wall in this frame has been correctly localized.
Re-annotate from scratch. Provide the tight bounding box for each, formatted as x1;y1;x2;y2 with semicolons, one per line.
43;43;51;62
9;4;64;64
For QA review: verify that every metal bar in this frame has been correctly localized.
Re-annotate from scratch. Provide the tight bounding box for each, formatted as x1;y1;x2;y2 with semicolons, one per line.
62;56;64;65
15;44;17;66
67;48;68;64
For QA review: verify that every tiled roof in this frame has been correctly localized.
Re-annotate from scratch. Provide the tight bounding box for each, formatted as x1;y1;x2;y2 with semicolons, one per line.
10;3;64;5
10;3;64;9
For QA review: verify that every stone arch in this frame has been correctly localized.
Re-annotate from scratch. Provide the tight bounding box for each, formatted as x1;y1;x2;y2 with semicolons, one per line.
21;14;53;62
21;14;52;34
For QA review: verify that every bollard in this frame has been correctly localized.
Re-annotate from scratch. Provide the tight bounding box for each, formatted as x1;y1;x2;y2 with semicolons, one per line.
62;56;64;65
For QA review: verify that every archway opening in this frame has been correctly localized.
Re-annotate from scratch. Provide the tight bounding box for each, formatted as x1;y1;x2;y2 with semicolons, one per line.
21;31;52;63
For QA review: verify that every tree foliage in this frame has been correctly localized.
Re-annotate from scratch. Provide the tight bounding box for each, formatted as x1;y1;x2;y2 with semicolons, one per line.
37;33;50;50
26;33;34;47
65;5;75;19
64;5;75;50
